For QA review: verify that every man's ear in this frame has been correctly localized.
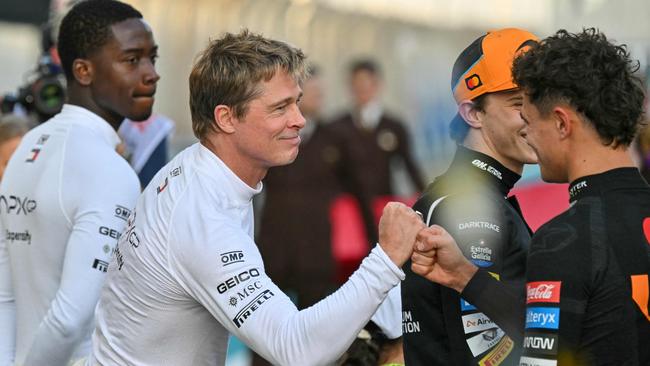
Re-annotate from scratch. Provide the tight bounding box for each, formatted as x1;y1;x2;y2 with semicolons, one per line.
552;106;573;140
213;105;237;134
72;59;93;86
458;100;482;129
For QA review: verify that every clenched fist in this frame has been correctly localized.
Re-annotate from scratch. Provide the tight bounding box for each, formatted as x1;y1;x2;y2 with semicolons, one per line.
411;225;478;293
377;202;425;267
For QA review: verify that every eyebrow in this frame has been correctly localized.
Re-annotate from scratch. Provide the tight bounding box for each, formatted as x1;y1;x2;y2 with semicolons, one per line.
121;45;158;54
507;95;523;102
268;92;303;110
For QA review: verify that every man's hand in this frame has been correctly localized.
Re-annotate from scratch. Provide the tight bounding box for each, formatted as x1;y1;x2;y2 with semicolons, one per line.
411;225;478;293
378;202;425;267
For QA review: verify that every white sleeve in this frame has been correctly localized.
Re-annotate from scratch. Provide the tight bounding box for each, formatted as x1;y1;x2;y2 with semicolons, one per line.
370;283;403;339
0;218;16;366
22;165;139;366
170;225;404;366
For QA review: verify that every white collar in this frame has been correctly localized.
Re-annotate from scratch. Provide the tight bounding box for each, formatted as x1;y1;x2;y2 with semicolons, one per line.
197;143;263;204
60;104;121;148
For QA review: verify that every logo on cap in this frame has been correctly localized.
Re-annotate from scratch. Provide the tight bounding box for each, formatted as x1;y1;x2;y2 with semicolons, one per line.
465;74;482;91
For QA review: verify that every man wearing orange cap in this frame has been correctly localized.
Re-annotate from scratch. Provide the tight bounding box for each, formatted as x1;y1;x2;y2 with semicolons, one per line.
372;28;539;365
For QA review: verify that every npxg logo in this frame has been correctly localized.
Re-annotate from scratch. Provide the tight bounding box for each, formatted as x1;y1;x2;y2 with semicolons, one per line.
217;268;260;294
527;281;561;304
233;289;274;328
0;195;37;215
220;250;244;266
525;307;559;330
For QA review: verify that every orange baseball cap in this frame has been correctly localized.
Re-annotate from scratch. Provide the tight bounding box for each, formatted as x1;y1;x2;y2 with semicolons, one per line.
451;28;539;103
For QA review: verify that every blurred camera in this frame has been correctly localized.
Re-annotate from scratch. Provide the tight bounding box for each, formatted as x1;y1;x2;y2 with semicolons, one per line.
1;23;66;123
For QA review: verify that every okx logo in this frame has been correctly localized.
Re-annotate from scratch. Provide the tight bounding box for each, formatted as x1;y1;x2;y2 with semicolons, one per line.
525;307;559;330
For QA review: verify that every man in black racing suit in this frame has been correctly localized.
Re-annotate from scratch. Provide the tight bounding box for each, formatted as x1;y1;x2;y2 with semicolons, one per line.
398;28;540;366
411;28;650;366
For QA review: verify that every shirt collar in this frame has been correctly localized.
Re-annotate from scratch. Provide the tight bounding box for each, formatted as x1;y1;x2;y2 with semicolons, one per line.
197;143;263;204
61;104;121;148
446;145;521;196
568;167;645;203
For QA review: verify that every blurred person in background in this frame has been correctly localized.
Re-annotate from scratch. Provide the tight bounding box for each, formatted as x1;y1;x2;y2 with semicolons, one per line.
331;59;425;242
0;0;158;365
366;28;539;366
89;29;424;366
253;64;351;366
412;28;650;366
0;115;32;181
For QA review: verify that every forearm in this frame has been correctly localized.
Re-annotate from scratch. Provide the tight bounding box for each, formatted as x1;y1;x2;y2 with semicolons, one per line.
461;269;526;343
246;245;404;365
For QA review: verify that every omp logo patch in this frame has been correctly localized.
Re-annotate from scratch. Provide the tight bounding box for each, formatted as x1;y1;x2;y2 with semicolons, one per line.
525;307;559;330
220;250;244;266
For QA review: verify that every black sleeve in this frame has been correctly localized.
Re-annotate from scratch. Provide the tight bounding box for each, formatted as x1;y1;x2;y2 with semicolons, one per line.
402;192;513;365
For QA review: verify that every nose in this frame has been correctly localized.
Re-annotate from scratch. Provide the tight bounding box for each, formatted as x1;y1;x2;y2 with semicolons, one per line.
143;60;160;85
290;104;306;130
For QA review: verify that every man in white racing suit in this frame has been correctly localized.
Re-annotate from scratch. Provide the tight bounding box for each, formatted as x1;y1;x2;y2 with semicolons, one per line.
89;30;424;365
0;1;159;365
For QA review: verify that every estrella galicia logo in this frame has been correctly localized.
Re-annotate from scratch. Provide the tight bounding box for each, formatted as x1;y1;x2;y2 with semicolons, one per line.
220;250;244;266
0;195;37;215
465;74;482;91
92;259;109;273
114;205;131;221
525;307;559;330
232;289;274;328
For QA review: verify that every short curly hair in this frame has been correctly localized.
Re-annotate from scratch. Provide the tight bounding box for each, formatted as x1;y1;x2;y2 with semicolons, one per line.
58;0;142;81
513;28;645;147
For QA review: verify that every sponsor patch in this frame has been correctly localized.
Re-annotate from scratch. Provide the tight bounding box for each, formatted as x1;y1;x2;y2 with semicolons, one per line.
402;311;421;334
478;336;513;366
25;148;40;163
220;250;245;266
466;328;505;357
525;307;559;330
92;259;109;272
461;298;477;312
471;159;503;180
470;241;493;267
0;195;37;215
465;74;483;91
114;205;131;221
156;177;168;194
99;226;121;239
5;229;31;245
519;356;557;366
233;289;274;328
458;221;500;233
527;281;561;304
523;332;558;356
462;312;496;334
217;268;260;294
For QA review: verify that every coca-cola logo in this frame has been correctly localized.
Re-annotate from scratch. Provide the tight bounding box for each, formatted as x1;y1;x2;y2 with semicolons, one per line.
526;281;561;304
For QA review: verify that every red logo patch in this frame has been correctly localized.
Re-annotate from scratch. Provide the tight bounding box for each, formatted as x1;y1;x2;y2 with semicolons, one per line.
643;218;650;245
527;281;561;304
